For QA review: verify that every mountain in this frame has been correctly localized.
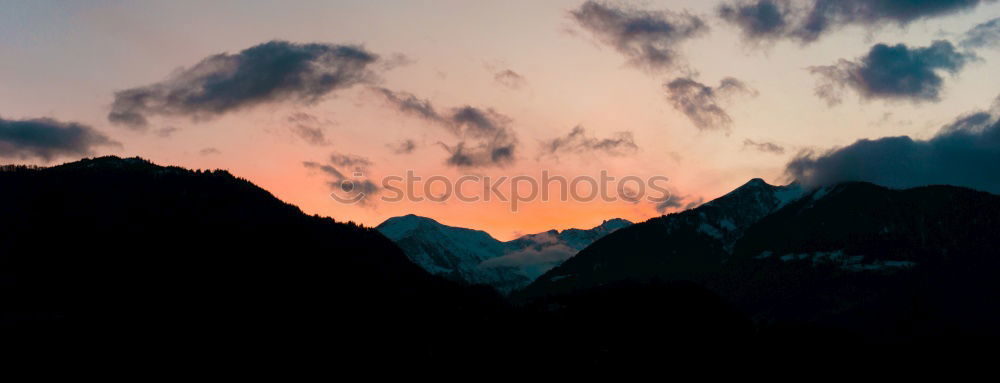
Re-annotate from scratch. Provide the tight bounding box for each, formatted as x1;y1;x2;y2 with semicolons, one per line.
377;215;632;292
0;156;504;360
0;156;750;362
376;214;527;292
520;178;802;298
517;179;1000;341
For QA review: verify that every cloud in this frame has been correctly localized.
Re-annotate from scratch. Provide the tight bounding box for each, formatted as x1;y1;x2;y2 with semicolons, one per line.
809;41;975;105
494;69;527;90
569;1;708;72
388;139;417;154
539;125;638;159
961;17;1000;49
786;97;1000;193
441;106;518;168
374;88;519;168
0;116;120;161
481;234;577;280
286;112;330;146
303;156;380;205
743;139;786;154
718;0;995;44
664;76;757;133
109;40;380;130
379;53;415;71
328;152;372;169
656;193;704;213
154;127;179;138
372;87;444;123
718;0;793;43
199;147;221;156
439;139;516;168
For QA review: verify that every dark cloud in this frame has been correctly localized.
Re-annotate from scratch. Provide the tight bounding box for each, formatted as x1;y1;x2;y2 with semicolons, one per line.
287;112;329;146
540;125;638;159
656;194;704;213
719;0;995;44
664;76;757;133
199;147;221;156
743;139;786;154
109;40;379;130
786;98;1000;193
494;69;527;90
718;0;793;42
303;156;380;205
375;88;518;168
0;116;119;161
961;17;1000;49
439;139;516;168
441;106;518;168
388;139;417;154
569;1;708;71
809;41;974;105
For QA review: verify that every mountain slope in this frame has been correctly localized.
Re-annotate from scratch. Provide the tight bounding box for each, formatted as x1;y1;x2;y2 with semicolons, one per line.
377;215;632;292
518;178;802;298
376;214;527;291
722;183;1000;338
0;156;503;358
517;179;1000;340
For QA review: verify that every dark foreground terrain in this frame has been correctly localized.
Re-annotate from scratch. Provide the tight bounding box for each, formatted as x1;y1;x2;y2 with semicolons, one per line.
2;157;999;364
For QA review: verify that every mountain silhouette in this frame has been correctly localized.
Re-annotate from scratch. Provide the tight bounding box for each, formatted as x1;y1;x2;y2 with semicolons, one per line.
5;157;999;363
0;156;505;360
0;156;752;363
518;179;1000;342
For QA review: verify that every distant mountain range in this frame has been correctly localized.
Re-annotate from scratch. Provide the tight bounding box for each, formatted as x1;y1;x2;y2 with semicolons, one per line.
377;215;631;292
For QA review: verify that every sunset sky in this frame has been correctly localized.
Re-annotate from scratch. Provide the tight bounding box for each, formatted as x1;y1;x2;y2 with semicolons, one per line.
3;0;999;240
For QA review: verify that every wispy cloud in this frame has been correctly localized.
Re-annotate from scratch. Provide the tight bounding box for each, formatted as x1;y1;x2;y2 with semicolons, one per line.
656;193;704;213
743;139;785;154
374;87;518;168
303;154;380;205
569;1;708;72
287;112;330;146
388;139;417;154
664;76;757;133
539;125;638;159
494;69;527;90
961;17;1000;49
719;0;995;45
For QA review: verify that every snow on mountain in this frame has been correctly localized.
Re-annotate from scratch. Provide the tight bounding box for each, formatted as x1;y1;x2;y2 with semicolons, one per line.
691;178;804;250
376;215;632;293
521;179;805;298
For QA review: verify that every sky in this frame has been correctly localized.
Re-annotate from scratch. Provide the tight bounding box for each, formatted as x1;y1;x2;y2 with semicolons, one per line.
2;0;1000;240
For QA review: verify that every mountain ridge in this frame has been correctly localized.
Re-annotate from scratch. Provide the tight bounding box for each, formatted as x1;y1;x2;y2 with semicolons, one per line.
377;214;633;292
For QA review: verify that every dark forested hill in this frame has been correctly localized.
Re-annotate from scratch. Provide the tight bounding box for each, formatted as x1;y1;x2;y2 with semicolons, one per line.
0;156;505;360
517;180;1000;343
